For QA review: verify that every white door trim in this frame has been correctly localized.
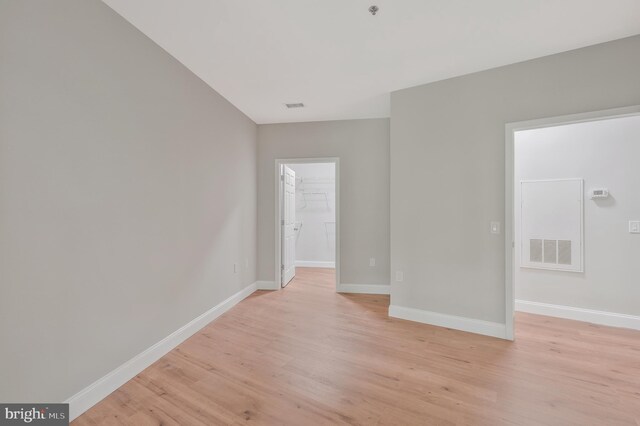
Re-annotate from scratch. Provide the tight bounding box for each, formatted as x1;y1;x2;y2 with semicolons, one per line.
274;157;340;291
505;105;640;341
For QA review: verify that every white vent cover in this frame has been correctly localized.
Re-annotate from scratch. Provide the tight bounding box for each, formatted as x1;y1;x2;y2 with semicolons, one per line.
558;240;572;265
520;179;583;272
530;239;542;263
543;239;557;263
529;239;572;265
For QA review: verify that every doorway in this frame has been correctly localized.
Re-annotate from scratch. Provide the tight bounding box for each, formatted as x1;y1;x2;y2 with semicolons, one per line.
505;105;640;340
275;158;339;290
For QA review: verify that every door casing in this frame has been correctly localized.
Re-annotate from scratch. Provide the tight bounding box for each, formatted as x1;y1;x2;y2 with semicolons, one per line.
504;105;640;341
274;157;339;291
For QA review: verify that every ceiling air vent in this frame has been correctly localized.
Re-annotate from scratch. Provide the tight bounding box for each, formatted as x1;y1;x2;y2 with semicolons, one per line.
285;103;304;109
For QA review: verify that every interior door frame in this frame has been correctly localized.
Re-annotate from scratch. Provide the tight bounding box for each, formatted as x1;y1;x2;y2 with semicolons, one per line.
274;157;340;291
504;105;640;341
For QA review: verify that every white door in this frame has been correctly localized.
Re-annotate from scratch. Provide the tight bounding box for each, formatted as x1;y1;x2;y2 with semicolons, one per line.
281;166;296;287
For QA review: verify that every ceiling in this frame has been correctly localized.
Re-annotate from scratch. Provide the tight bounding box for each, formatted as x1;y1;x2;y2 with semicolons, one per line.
102;0;640;124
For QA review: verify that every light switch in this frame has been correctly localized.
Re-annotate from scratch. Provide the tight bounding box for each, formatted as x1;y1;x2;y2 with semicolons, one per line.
369;258;376;267
395;271;404;282
630;221;640;234
490;221;501;234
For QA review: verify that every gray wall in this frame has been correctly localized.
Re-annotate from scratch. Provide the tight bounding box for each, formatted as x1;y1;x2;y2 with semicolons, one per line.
390;35;640;324
515;115;640;315
257;119;390;286
0;0;257;402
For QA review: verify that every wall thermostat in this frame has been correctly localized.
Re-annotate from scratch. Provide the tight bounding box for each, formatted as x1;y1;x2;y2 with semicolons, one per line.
590;188;609;199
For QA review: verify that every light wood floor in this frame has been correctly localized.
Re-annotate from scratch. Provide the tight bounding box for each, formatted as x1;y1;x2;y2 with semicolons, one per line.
74;268;640;425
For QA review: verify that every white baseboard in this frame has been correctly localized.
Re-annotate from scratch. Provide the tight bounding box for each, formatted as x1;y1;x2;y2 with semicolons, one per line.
337;283;390;295
256;280;279;290
295;261;335;268
388;305;507;339
65;282;258;421
516;299;640;331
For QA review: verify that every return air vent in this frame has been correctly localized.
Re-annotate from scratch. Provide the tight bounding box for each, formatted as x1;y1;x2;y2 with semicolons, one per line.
285;103;304;109
530;239;542;263
529;239;572;265
520;179;583;272
543;240;557;264
558;240;572;265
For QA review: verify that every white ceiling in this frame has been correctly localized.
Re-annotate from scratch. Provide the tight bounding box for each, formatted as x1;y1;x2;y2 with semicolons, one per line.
102;0;640;124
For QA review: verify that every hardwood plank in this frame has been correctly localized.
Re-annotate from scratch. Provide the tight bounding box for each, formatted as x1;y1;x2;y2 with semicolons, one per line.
73;268;640;425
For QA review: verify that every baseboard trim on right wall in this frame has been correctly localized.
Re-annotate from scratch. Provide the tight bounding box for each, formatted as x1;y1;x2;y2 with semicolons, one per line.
337;283;391;295
388;305;507;339
516;300;640;331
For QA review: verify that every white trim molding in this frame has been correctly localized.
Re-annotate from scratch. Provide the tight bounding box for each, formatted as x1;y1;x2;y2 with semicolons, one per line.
388;305;507;339
295;261;335;269
65;282;258;421
516;300;640;331
256;280;279;290
337;283;390;295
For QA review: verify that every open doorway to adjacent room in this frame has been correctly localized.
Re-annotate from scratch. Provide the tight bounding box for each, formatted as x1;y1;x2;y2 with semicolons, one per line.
275;158;339;289
506;106;640;339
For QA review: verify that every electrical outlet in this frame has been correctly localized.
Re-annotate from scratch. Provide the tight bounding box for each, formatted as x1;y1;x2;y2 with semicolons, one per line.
369;257;376;267
395;271;404;282
630;221;640;234
490;221;501;234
